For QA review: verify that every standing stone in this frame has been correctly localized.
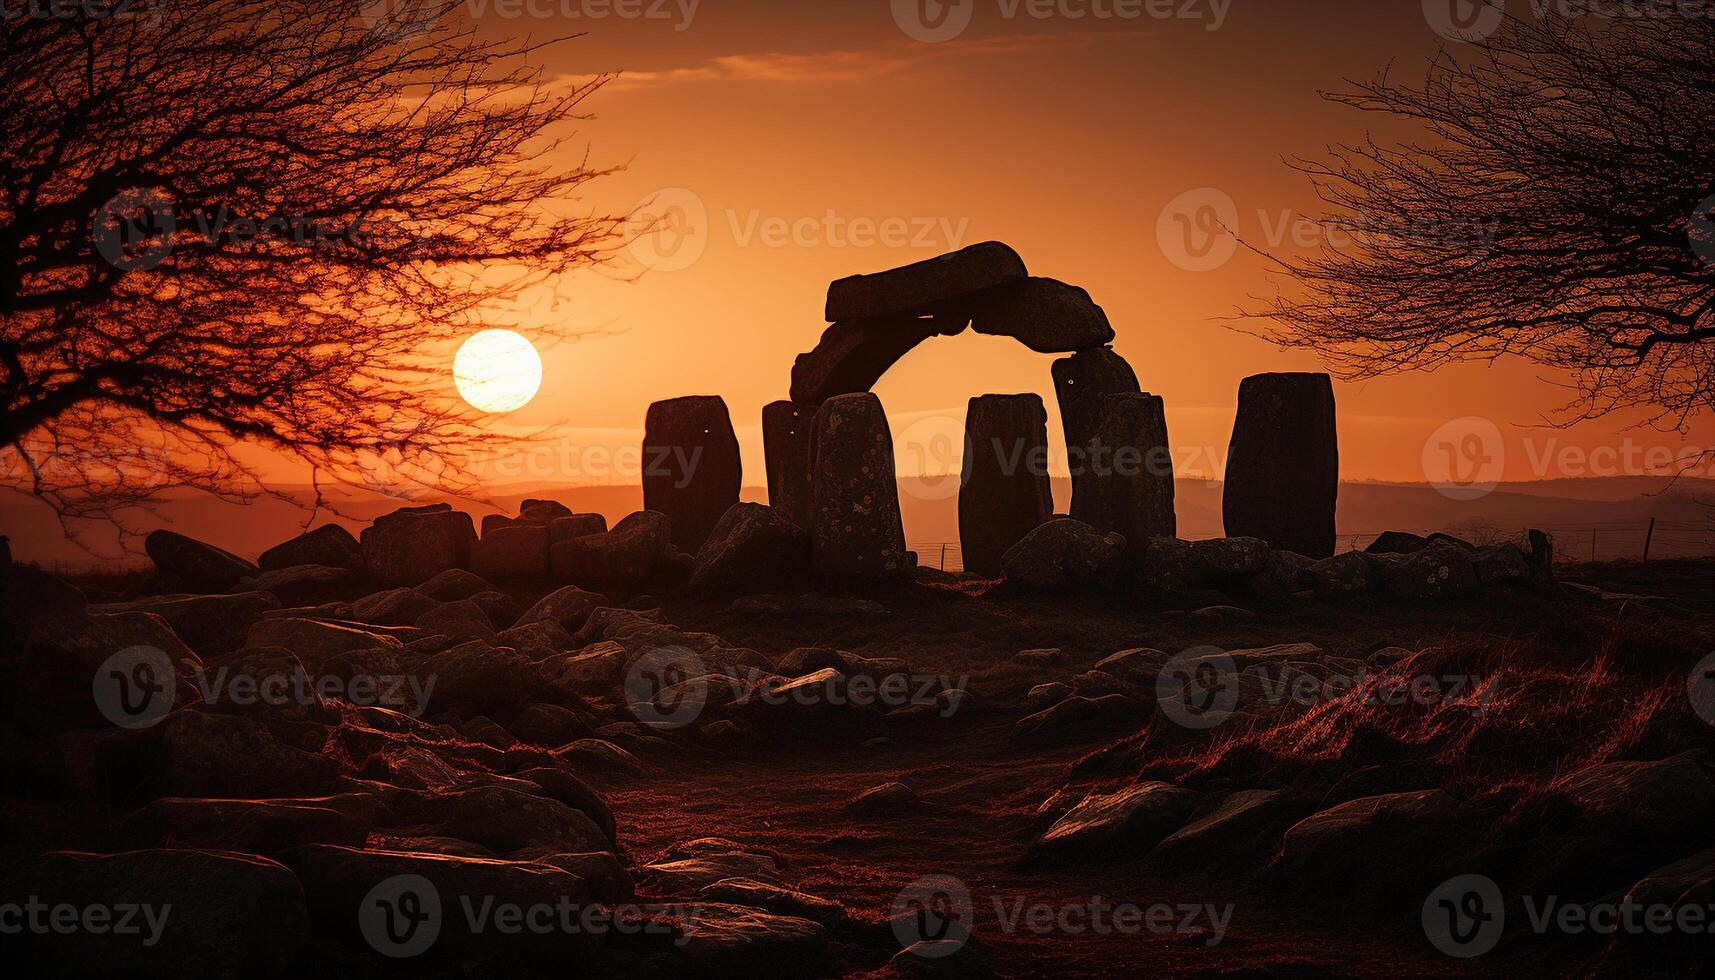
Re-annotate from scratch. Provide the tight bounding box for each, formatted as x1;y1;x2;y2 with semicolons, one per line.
642;395;741;553
789;314;965;405
824;241;1027;321
763;401;815;529
1090;393;1175;562
1223;373;1338;559
1051;347;1141;523
811;393;907;578
958;394;1052;577
360;505;476;587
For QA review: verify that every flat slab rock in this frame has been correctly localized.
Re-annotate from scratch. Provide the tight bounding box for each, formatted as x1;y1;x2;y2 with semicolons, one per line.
824;240;1026;321
1033;781;1200;857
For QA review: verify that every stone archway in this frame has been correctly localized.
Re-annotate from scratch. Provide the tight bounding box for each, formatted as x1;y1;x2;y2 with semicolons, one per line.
765;242;1165;574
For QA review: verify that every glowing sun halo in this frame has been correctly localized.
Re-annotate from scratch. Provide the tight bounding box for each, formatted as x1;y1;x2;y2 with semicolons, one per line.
453;329;542;414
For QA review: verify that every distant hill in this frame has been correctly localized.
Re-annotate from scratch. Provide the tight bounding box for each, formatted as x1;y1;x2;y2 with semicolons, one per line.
3;476;1709;570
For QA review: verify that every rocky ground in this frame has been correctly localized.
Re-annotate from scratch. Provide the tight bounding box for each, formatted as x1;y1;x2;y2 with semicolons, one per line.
2;503;1712;978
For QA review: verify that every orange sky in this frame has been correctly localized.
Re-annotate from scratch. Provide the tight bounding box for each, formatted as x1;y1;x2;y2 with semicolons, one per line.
422;0;1715;496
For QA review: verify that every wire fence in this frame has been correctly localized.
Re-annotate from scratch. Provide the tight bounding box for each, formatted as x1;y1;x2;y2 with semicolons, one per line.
910;519;1713;573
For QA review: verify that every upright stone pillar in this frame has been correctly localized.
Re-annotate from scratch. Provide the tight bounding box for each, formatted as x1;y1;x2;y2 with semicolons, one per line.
1051;347;1140;523
958;394;1053;577
1091;393;1175;562
642;395;742;554
762;401;815;530
1223;373;1338;558
811;393;908;578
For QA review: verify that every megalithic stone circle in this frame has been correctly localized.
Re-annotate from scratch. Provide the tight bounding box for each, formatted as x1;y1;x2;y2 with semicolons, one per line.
810;392;908;578
1051;346;1141;524
824;241;1027;321
958;394;1053;576
1090;392;1175;561
762;400;816;530
1222;372;1338;558
642;395;742;553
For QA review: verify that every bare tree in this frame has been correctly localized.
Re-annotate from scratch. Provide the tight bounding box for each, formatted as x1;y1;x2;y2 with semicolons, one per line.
1255;11;1715;430
0;1;626;545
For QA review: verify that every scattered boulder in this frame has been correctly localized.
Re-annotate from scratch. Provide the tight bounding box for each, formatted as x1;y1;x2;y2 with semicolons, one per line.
359;506;476;587
1016;693;1143;736
969;276;1114;353
824;240;1025;321
16;612;203;734
635;902;829;979
0;848;309;979
1281;789;1458;890
258;524;359;571
92;591;280;651
958;394;1053;577
549;513;609;542
810;393;909;578
1032;782;1200;858
1222;372;1338;559
394;784;611;856
1365;530;1430;555
846;781;922;816
244;617;404;673
698;879;849;926
119;795;369;853
1550;751;1714;840
517;585;602;633
550;511;674;588
690;503;811;591
144;529;258;591
419;567;496;602
1147;789;1303;872
1378;540;1479;603
147;709;342;798
242;565;356;606
1051;346;1140;523
470;523;549;582
1138;536;1270;591
0;561;86;650
1000;518;1125;591
1304;551;1376;599
413;599;497;642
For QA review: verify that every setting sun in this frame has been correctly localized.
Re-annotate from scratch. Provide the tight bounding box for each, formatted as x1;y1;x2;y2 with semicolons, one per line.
453;329;543;414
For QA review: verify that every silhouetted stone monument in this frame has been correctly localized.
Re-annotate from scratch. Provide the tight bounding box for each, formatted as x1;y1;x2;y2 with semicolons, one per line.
970;278;1114;353
762;400;815;529
1223;372;1338;558
1051;346;1141;523
825;240;1026;321
959;394;1053;576
642;395;742;553
810;393;908;578
1090;392;1175;561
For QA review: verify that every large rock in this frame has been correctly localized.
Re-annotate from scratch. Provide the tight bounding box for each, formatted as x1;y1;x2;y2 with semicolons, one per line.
393;784;611;856
120;795;370;853
1032;782;1200;858
1550;750;1714;840
639;902;829;978
1051;347;1141;523
516;585;602;633
16;612;204;734
1222;372;1339;559
1281;789;1457;890
824;240;1026;321
470;523;549;583
1377;540;1479;602
146;709;342;798
549;511;673;587
789;314;964;405
762;400;816;528
359;505;476;587
643;395;742;553
958;394;1052;576
810;393;908;578
1001;518;1125;591
243;565;357;606
91;591;280;651
258;524;359;571
0;848;309;979
1088;393;1174;560
244;617;405;673
144;529;258;591
690;503;811;591
0;561;85;651
1138;536;1272;591
969;277;1114;353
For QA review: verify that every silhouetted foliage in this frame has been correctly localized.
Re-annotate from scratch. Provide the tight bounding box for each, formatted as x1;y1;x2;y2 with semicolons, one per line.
0;1;624;543
1258;12;1715;429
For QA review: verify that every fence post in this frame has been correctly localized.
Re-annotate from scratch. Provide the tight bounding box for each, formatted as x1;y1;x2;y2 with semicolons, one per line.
1591;529;1598;562
1643;518;1656;561
939;543;947;571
